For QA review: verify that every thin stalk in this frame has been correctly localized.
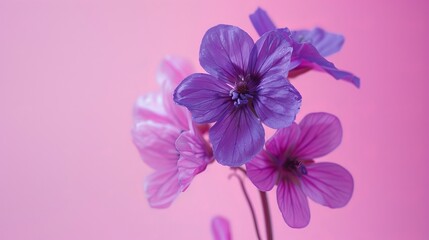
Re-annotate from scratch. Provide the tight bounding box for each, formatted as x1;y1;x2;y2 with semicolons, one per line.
229;173;262;240
259;191;273;240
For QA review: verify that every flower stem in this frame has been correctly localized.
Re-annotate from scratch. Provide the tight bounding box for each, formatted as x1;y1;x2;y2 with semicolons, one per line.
260;191;273;240
229;172;262;240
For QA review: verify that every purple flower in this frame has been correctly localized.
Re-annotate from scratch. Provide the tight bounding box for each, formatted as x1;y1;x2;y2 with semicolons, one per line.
250;7;360;87
211;216;232;240
246;112;354;228
174;25;302;167
132;56;213;208
291;28;344;57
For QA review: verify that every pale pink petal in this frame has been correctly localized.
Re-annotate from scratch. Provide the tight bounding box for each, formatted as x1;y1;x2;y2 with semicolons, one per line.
246;150;278;191
277;180;310;228
132;121;180;170
161;83;191;130
294;112;342;159
211;216;232;240
176;130;213;190
156;56;194;88
301;162;354;208
144;169;182;208
158;57;194;130
133;93;169;124
134;56;194;130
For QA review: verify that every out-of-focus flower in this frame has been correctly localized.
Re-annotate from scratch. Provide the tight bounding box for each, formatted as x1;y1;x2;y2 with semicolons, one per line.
132;56;213;208
249;7;360;87
211;216;232;240
291;28;344;57
174;24;302;167
246;112;354;228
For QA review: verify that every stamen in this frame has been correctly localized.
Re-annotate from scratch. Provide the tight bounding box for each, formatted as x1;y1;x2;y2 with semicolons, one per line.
230;80;253;107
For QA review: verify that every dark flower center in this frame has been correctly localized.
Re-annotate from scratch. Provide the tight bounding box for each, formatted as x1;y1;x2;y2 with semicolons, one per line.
230;77;253;107
283;158;308;176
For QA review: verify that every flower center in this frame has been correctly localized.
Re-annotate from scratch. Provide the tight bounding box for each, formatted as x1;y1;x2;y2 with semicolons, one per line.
283;158;308;176
230;77;253;107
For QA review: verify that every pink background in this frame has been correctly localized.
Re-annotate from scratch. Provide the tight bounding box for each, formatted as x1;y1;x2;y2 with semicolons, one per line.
1;0;428;239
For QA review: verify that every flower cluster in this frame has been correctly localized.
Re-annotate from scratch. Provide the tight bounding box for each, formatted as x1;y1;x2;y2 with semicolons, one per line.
132;56;213;208
132;7;358;237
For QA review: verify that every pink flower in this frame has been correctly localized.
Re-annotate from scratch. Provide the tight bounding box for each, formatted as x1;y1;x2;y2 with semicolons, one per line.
132;56;213;208
246;112;354;228
211;216;232;240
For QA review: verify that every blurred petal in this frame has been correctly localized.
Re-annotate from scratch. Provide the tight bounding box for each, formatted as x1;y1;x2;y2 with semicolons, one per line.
253;75;301;129
248;29;293;78
301;162;354;208
277;180;310;228
132;121;180;170
265;123;301;160
291;28;344;57
157;57;194;130
144;169;182;208
176;130;213;190
156;56;194;88
133;93;169;124
294;112;342;159
249;7;277;36
211;216;232;240
246;150;278;191
161;84;191;130
210;107;264;167
174;73;232;123
200;24;254;82
290;43;360;87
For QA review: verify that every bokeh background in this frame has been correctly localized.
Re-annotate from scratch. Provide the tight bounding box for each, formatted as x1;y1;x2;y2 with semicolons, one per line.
1;0;428;239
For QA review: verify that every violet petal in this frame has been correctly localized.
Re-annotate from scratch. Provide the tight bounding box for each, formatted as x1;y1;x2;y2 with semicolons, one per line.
253;75;301;129
248;29;293;78
249;7;276;36
174;73;231;123
210;107;264;166
290;43;360;87
265;123;301;160
301;162;354;208
199;24;254;82
294;112;342;159
291;28;344;57
277;180;311;228
246;150;278;191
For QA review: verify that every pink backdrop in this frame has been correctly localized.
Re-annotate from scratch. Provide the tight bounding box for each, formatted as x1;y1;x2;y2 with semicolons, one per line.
1;0;428;239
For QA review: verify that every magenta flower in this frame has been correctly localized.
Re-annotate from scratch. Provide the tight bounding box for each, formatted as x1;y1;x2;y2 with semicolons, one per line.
246;112;354;228
250;7;360;87
211;216;232;240
174;24;302;167
132;56;213;208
